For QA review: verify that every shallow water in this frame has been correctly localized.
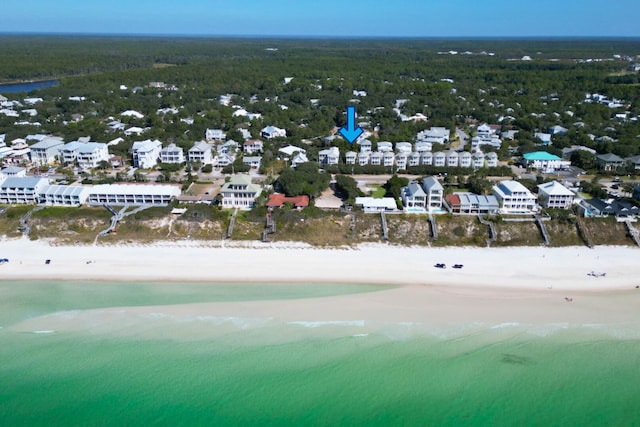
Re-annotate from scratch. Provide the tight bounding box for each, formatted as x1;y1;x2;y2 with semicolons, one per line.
0;281;639;426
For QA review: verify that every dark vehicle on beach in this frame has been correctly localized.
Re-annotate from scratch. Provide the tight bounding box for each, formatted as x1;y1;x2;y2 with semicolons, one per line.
434;263;446;269
453;264;464;269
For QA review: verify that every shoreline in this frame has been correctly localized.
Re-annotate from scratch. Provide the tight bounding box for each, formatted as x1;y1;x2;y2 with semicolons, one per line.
1;237;639;291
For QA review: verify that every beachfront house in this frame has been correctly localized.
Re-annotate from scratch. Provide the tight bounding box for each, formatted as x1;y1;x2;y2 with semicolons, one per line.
445;192;500;215
401;181;427;212
132;139;162;169
537;181;575;209
355;197;397;213
0;177;50;204
38;184;91;207
422;176;444;212
493;180;538;214
87;184;181;206
220;174;262;209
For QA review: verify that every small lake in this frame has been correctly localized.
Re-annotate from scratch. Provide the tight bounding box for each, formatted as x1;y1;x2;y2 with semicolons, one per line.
0;79;59;94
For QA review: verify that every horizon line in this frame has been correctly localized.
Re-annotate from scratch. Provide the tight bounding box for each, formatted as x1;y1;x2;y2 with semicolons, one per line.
1;32;640;41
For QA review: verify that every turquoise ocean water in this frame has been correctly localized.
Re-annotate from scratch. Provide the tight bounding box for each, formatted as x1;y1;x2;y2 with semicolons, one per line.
1;281;639;426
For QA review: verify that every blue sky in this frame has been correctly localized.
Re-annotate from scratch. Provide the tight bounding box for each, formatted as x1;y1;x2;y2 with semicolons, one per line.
3;0;639;37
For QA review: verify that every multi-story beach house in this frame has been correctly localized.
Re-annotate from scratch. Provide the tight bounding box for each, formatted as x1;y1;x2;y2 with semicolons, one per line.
318;146;340;166
188;141;213;165
0;177;50;204
30;136;64;166
132;139;162;169
87;184;181;206
220;174;262;209
243;139;264;154
39;184;91;206
493;180;537;214
445;192;500;215
537;181;575;209
77;143;109;170
522;151;568;173
401;181;427;212
345;151;357;165
422;176;444;212
160;143;184;164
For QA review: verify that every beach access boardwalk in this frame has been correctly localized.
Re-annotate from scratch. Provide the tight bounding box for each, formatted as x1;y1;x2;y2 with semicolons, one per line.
576;216;594;248
226;208;238;239
478;214;497;247
428;212;438;241
380;212;389;241
624;220;640;247
19;206;44;236
262;213;276;242
535;214;551;246
98;204;152;238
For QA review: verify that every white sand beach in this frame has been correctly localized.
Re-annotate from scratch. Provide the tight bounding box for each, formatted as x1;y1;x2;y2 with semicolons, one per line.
0;238;638;291
2;238;640;337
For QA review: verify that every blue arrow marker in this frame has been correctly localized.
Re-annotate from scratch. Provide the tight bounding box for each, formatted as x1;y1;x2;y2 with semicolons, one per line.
339;105;364;144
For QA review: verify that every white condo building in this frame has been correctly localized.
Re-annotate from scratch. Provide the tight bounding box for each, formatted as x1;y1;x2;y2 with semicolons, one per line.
493;180;537;214
160;143;184;164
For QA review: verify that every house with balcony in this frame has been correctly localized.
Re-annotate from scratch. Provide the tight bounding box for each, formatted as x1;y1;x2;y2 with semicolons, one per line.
132;139;162;169
357;151;370;166
459;151;472;168
523;151;568;172
30;136;64;166
220;174;262;209
596;153;625;171
408;152;421;167
188;141;213;164
445;192;500;215
77;143;109;170
421;151;433;166
377;141;393;152
433;152;446;167
471;152;485;168
370;152;383;166
357;139;372;153
345;151;357;165
260;125;286;139
243;139;264;154
537;180;575;209
318;146;340;166
422;176;444;212
395;153;408;170
205;128;226;142
160;143;185;164
216;153;236;168
38;184;90;206
382;152;395;167
446;150;459;167
414;141;432;153
401;181;427;212
242;156;262;169
493;180;538;214
485;152;499;167
395;142;412;154
0;176;50;204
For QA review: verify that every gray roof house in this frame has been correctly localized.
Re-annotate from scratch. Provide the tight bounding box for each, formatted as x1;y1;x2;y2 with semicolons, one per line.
401;181;427;212
596;153;625;171
422;176;444;211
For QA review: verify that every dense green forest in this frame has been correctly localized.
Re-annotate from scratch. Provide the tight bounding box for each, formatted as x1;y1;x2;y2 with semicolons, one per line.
1;36;640;166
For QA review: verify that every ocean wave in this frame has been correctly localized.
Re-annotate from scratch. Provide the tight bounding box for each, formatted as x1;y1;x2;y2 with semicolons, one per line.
287;320;366;328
